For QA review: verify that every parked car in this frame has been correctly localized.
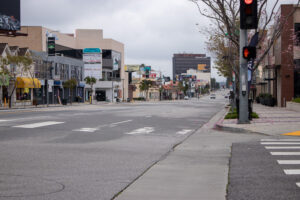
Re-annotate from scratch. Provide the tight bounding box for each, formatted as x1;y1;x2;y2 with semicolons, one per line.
210;94;216;99
184;96;189;100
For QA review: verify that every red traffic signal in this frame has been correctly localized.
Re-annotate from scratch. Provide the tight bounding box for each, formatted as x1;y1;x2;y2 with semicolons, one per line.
240;0;257;29
243;46;256;60
245;0;253;4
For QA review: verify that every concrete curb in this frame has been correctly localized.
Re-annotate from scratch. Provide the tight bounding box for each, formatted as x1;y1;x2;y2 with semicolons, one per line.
214;108;269;136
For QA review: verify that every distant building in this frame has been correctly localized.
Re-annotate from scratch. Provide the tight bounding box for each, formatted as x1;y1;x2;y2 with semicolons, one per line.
0;26;128;102
172;54;211;80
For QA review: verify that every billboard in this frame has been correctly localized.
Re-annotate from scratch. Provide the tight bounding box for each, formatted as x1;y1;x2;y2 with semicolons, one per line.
125;65;140;72
112;51;121;71
83;48;102;79
0;0;20;31
198;64;206;71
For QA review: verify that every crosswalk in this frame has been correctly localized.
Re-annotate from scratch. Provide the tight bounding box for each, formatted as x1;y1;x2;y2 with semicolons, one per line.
261;139;300;188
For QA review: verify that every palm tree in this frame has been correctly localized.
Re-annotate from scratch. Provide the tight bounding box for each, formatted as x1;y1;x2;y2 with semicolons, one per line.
63;78;77;105
139;80;153;100
84;76;96;104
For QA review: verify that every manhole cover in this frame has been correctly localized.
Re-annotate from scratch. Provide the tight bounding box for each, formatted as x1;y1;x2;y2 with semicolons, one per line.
0;174;64;197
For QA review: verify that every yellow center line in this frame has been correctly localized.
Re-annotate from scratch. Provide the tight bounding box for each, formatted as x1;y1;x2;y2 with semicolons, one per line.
282;131;300;136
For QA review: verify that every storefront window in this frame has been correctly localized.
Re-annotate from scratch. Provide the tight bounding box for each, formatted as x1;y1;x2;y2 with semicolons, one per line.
16;88;31;101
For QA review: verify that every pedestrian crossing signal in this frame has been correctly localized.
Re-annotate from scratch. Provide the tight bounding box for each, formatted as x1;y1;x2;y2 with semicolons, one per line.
243;46;256;60
240;0;257;29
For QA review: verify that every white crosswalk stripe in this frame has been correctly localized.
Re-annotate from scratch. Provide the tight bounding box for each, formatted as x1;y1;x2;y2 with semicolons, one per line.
265;146;300;149
277;160;300;165
13;121;64;128
125;127;154;135
176;129;193;135
261;139;300;188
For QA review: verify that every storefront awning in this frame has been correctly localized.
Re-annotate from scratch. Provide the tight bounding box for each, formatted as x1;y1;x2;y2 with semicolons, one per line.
16;77;41;88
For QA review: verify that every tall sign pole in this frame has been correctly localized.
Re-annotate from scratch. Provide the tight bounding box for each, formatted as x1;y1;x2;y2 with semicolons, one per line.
239;0;257;123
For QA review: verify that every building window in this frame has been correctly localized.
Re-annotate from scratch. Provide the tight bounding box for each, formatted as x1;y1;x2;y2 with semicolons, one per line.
16;88;31;101
295;23;300;46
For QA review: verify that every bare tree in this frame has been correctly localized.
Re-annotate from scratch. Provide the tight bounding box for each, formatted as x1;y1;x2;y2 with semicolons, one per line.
190;0;300;76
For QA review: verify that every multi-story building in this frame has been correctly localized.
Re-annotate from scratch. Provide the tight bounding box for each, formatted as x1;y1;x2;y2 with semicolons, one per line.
0;43;84;107
172;54;211;80
0;43;41;107
31;50;84;105
0;26;128;102
255;4;300;107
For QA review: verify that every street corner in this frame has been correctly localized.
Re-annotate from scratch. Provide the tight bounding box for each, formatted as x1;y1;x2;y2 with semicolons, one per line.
282;131;300;136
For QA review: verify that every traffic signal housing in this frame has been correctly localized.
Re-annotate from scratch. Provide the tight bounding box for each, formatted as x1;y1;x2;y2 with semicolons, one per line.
47;37;55;56
240;0;258;29
243;46;256;60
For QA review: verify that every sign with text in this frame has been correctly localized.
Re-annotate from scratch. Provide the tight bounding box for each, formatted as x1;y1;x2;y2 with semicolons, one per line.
0;0;20;31
83;48;102;79
125;65;140;72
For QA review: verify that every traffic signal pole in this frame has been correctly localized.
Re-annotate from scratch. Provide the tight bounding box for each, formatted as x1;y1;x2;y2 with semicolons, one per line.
239;29;249;124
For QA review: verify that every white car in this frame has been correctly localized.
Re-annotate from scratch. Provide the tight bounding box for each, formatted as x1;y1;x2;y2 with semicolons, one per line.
210;94;216;99
184;96;189;100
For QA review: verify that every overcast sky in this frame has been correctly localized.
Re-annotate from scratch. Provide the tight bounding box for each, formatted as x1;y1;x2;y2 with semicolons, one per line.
21;0;300;82
21;0;222;80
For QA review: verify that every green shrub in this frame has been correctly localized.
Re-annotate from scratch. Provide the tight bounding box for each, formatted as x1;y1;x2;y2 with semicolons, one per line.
292;98;300;103
133;97;146;101
224;108;259;119
225;112;238;119
251;112;259;118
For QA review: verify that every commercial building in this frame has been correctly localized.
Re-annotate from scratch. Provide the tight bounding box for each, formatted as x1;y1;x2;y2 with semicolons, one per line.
0;26;128;102
0;43;41;107
31;50;84;105
0;43;84;107
255;4;300;106
172;54;211;80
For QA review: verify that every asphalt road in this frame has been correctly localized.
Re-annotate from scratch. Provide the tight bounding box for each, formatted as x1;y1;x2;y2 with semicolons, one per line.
228;139;300;200
0;93;227;200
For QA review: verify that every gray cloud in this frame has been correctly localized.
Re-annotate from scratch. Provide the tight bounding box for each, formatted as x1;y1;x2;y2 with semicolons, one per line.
21;0;224;80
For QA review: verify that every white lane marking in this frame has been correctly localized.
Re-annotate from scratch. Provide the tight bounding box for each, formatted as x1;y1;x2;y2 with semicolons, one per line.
271;152;300;156
74;128;98;132
278;160;300;165
176;129;193;135
145;115;152;118
265;146;300;149
110;120;132;126
73;120;133;132
0;120;9;122
126;127;154;135
296;183;300;187
284;169;300;175
261;139;300;142
261;142;300;145
13;121;64;128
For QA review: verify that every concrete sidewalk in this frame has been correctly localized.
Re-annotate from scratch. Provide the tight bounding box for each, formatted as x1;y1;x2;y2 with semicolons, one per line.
115;108;262;200
216;103;300;136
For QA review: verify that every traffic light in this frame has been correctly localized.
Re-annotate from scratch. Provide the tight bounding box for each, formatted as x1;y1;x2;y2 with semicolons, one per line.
240;0;257;29
47;37;55;56
243;46;256;60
